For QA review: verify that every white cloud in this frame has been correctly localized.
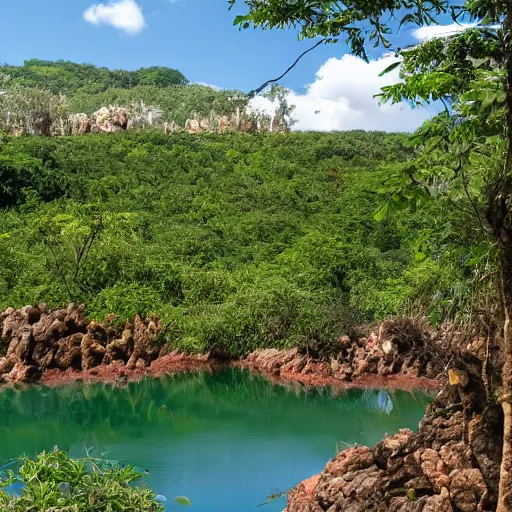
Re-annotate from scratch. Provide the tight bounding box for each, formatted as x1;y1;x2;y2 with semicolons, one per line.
411;22;476;42
250;53;433;132
193;82;223;92
83;0;145;35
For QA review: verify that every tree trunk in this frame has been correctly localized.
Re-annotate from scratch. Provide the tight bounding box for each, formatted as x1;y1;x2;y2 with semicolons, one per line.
495;7;512;509
497;260;512;511
496;9;512;507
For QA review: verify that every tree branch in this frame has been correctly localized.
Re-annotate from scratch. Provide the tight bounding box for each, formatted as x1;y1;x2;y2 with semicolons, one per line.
459;163;492;235
248;38;326;98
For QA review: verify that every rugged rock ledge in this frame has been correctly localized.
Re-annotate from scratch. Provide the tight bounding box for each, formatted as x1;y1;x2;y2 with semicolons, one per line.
0;304;222;386
283;322;504;511
285;388;500;511
242;336;442;391
0;305;443;390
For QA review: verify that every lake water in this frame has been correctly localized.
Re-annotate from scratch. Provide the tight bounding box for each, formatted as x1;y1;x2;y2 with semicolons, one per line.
0;368;431;511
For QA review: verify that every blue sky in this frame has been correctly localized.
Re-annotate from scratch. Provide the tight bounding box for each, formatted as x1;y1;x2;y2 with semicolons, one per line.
2;0;423;92
1;0;456;130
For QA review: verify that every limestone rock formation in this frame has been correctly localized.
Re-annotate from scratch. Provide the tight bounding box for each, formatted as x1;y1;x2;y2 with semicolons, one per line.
68;113;91;135
184;118;201;134
218;115;231;133
126;314;161;369
164;121;180;134
103;323;134;365
81;322;107;370
90;106;129;133
0;305;163;383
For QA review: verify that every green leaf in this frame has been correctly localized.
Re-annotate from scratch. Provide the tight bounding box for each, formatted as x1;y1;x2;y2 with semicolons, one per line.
233;15;249;26
398;12;418;29
374;198;391;221
414;250;427;262
174;496;192;506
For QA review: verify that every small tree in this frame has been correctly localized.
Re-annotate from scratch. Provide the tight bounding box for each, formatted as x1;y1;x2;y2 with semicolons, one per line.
263;84;297;131
31;206;105;302
229;0;512;508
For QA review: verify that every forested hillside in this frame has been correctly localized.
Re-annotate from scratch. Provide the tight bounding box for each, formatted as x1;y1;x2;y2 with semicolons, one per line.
0;130;464;356
0;60;290;135
0;59;189;94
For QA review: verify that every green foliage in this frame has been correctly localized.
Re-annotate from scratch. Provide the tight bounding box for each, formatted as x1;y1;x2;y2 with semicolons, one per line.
0;59;188;95
229;0;512;333
0;449;165;511
374;20;509;325
230;0;450;61
0;131;434;355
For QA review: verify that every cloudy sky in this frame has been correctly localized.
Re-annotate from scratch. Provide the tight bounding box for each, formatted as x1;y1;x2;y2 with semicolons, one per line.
1;0;459;131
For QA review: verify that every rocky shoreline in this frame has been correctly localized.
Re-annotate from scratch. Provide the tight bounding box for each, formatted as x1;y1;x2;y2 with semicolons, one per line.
285;389;498;512
0;304;499;510
0;304;442;390
282;328;503;511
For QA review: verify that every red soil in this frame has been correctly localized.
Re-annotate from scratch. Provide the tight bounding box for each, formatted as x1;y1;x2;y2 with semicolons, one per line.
41;353;224;387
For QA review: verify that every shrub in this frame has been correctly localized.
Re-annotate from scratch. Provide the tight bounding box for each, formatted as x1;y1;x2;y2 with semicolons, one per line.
0;449;166;511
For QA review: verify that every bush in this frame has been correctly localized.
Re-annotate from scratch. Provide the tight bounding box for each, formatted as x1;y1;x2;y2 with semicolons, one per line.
0;449;166;511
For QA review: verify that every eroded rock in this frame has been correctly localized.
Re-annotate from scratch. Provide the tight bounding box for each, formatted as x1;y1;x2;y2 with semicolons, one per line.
245;318;446;387
0;305;163;383
90;106;129;133
285;391;494;512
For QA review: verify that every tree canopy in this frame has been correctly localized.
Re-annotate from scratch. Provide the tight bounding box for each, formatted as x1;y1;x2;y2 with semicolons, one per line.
228;0;512;509
0;131;438;356
0;59;189;95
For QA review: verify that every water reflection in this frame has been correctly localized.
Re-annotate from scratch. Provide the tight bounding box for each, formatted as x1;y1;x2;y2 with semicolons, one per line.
0;369;432;512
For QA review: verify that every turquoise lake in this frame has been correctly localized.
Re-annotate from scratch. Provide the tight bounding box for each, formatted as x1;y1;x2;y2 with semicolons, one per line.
0;368;432;511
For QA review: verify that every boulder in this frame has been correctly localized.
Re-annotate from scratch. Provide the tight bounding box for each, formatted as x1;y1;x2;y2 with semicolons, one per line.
81;322;107;370
54;333;84;370
90;106;129;133
184;118;201;134
68;113;91;135
218;115;231;133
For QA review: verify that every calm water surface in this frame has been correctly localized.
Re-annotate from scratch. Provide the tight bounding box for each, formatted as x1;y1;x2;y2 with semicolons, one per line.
0;369;431;511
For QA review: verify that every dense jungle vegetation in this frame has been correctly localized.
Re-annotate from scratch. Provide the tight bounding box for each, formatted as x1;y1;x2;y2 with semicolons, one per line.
0;59;189;94
0;130;462;356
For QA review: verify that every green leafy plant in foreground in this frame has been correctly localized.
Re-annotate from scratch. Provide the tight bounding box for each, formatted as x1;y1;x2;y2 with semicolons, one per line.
0;449;189;511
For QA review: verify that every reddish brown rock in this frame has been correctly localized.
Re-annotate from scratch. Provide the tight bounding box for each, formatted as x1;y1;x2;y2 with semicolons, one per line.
0;305;164;383
54;334;84;370
6;362;41;383
81;322;107;370
244;320;443;389
126;315;161;369
103;323;133;365
448;469;488;512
